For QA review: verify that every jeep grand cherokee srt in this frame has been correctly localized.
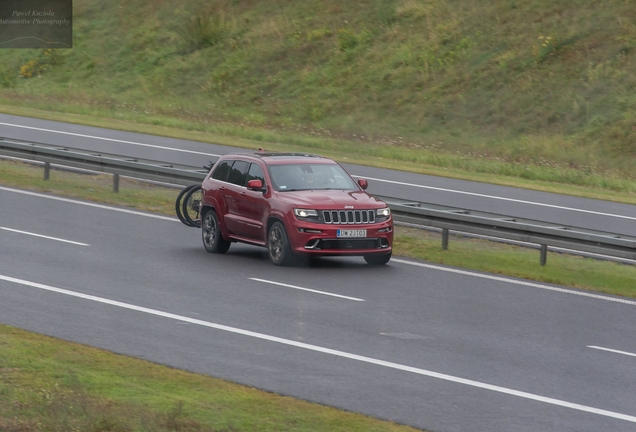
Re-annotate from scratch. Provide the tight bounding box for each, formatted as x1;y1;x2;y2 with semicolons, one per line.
199;151;393;265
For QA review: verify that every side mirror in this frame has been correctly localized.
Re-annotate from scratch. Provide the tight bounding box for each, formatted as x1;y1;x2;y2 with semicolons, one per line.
247;179;264;190
357;179;368;190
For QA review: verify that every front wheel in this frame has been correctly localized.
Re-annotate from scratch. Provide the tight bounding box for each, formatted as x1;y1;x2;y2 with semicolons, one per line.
201;210;231;254
364;251;392;265
268;221;295;266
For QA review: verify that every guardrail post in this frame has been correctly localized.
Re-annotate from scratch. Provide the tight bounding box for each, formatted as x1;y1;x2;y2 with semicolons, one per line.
540;244;548;266
113;174;120;193
442;228;449;250
43;162;50;180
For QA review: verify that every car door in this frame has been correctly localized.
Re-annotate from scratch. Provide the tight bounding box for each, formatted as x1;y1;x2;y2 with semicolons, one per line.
204;159;231;216
236;162;269;241
222;160;249;236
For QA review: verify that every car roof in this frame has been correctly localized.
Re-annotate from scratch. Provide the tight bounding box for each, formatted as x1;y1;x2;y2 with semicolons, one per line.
223;151;336;165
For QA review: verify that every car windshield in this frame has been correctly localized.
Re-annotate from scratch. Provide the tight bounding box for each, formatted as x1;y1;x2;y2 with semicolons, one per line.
268;163;359;192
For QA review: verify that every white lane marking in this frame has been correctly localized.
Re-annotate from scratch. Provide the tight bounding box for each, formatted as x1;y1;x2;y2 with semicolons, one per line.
3;119;634;221
1;274;635;424
249;277;364;301
391;258;636;306
0;186;178;221
0;121;221;157
0;227;89;246
354;175;636;222
588;346;636;358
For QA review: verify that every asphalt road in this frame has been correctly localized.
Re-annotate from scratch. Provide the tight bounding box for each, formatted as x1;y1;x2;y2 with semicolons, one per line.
1;113;636;237
1;114;636;431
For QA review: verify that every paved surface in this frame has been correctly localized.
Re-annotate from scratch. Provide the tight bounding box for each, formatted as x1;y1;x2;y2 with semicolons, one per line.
1;185;636;432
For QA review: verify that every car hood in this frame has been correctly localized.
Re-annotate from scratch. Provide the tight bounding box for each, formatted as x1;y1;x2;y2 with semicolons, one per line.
274;189;386;209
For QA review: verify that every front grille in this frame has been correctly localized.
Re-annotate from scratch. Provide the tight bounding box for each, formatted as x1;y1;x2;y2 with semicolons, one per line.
313;239;381;250
323;209;375;224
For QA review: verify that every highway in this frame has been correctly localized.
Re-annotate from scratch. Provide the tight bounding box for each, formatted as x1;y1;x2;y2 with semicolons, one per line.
1;114;636;431
2;113;636;236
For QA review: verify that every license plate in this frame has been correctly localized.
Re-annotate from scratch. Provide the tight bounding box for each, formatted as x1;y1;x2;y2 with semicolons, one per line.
337;229;367;238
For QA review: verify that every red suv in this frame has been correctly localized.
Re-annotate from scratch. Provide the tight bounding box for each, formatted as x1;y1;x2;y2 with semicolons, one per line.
199;152;393;265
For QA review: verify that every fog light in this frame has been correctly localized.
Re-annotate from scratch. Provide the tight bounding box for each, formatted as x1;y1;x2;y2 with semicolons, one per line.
299;228;322;234
378;227;392;233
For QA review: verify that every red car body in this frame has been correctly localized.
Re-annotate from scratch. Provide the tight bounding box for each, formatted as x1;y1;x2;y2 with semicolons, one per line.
200;152;393;265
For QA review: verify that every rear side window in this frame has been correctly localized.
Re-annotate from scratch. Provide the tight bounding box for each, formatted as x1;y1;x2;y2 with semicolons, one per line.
211;160;231;181
227;160;249;186
246;163;265;184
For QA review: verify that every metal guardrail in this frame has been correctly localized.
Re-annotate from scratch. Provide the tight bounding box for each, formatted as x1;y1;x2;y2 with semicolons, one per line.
0;137;208;188
2;137;636;265
378;195;636;264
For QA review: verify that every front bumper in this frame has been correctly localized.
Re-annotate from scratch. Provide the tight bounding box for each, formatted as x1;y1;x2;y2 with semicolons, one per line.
288;218;393;256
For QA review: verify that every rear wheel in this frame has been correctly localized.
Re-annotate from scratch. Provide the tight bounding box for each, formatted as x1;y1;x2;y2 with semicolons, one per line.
364;251;392;265
201;210;231;254
268;221;295;266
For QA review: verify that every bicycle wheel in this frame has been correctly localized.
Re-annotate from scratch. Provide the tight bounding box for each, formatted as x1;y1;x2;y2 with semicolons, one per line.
175;184;198;227
182;185;203;228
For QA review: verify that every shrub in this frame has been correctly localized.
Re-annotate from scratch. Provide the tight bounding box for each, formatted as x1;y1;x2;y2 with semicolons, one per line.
181;9;227;51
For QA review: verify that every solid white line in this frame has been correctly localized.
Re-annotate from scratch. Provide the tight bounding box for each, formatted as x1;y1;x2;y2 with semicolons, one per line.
588;346;636;358
0;227;89;246
391;258;636;306
249;277;364;301
0;186;178;221
355;175;636;222
0;121;221;157
1;273;635;424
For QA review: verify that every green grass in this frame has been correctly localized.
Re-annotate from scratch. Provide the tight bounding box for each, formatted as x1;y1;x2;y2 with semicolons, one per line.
2;103;636;206
0;324;423;432
397;228;636;298
1;0;636;201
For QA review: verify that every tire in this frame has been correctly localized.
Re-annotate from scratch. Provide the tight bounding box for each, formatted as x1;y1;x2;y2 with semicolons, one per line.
201;210;231;254
182;185;203;228
175;184;198;227
363;251;392;265
268;221;295;266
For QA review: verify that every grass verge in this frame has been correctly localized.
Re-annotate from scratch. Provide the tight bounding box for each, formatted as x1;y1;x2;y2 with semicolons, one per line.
0;324;423;432
1;158;635;299
2;103;636;206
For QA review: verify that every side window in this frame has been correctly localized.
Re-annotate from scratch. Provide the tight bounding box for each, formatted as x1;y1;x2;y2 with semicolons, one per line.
246;163;265;185
211;160;231;181
227;160;249;186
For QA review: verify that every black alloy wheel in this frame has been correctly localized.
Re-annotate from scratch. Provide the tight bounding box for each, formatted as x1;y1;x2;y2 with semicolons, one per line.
202;210;231;253
268;221;295;266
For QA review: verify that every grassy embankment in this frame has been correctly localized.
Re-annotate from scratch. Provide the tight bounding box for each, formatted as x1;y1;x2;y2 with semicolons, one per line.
1;0;636;201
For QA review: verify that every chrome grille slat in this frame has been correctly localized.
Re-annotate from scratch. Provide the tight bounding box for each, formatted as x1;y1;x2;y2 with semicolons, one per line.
322;210;375;224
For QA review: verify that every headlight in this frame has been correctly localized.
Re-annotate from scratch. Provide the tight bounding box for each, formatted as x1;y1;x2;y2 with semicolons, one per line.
294;208;319;218
376;207;391;217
